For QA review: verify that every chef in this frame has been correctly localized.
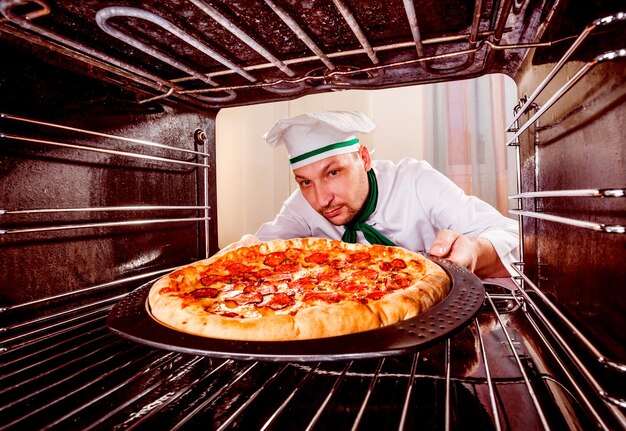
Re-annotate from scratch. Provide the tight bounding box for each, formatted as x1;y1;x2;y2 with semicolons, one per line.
234;111;519;278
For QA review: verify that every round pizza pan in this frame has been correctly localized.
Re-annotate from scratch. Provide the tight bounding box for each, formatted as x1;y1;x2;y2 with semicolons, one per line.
106;256;485;362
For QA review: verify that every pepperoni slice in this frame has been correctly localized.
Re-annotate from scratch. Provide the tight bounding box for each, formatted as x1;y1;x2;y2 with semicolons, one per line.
316;269;342;282
288;277;317;290
190;287;219;298
244;284;277;295
266;293;294;310
366;291;387;300
337;280;368;293
304;252;329;264
386;273;412;289
391;258;407;269
200;275;231;286
264;252;287;267
254;269;272;278
347;252;371;263
303;292;344;303
274;263;300;273
232;292;263;305
330;259;348;269
226;263;249;274
285;248;303;261
353;269;379;280
379;262;392;271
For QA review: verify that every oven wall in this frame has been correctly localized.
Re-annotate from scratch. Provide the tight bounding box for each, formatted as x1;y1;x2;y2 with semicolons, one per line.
0;40;219;307
512;10;626;366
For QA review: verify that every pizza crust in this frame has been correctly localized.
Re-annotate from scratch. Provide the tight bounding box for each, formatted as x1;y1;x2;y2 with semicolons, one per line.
148;238;451;341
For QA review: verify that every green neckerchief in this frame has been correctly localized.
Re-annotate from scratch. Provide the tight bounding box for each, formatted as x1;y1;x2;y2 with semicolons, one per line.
342;169;396;246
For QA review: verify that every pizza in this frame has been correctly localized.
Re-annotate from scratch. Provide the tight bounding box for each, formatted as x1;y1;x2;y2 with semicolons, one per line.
148;237;450;341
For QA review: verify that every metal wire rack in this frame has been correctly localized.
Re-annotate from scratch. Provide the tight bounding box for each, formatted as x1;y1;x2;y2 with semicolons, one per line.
0;282;601;430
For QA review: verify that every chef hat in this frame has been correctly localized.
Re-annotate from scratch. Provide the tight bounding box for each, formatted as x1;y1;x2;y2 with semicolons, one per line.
263;111;375;169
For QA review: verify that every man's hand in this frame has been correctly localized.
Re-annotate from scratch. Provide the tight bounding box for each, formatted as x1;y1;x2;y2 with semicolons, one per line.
428;229;509;277
217;234;260;255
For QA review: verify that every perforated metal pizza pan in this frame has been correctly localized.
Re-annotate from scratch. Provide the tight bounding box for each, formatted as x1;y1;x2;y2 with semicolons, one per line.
107;256;485;362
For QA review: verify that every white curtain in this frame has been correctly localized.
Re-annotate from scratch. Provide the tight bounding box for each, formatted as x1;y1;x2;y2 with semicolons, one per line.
216;74;517;247
428;76;513;214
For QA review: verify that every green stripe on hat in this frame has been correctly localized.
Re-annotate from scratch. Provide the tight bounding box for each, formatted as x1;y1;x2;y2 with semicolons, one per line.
289;138;359;165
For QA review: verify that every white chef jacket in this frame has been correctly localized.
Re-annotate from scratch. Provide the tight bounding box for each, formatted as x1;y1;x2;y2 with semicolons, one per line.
255;158;519;271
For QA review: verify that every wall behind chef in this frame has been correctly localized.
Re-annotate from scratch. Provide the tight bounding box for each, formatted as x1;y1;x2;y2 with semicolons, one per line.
215;77;518;274
230;110;518;277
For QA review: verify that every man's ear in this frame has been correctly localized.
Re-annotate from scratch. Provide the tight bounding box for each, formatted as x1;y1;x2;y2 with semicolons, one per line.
359;145;372;171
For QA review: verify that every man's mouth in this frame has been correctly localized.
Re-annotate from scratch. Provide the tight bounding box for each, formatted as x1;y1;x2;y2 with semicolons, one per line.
322;206;342;219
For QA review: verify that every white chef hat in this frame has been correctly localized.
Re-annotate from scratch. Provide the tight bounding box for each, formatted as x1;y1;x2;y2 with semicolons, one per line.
263;111;375;169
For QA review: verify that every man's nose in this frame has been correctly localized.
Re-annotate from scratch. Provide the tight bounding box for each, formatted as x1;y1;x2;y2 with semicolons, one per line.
315;183;334;207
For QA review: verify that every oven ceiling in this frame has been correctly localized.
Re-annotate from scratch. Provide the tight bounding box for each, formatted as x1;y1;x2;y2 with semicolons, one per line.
1;0;555;110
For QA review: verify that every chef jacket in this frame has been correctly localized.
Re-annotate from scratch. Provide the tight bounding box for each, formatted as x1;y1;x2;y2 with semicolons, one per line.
255;158;519;271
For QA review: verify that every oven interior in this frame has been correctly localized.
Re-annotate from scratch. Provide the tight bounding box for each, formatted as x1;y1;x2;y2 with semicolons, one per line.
1;0;625;429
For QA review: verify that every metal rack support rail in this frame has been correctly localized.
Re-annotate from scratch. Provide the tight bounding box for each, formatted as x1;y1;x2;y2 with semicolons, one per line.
506;11;626;131
511;264;626;373
506;48;626;146
0;134;208;168
0;216;210;235
0;266;180;313
4;295;124;335
1;206;211;216
509;188;625;199
508;209;625;234
0;113;211;157
510;268;626;429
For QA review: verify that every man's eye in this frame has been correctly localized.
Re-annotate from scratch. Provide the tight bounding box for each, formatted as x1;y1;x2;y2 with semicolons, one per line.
299;180;311;187
328;170;339;177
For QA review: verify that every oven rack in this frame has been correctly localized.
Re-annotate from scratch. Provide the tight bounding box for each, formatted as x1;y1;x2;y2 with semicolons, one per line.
505;13;626;245
0;282;607;430
511;267;626;427
506;11;626;134
0;113;212;248
505;48;626;147
0;0;569;108
0;114;210;168
507;189;625;233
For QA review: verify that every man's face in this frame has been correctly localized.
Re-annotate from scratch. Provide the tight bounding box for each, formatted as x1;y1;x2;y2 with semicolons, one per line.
293;146;371;226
